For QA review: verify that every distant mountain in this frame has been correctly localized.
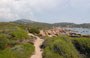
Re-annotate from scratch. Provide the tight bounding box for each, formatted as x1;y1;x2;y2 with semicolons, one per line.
13;19;36;24
13;19;52;27
53;22;90;28
53;22;75;27
12;19;90;28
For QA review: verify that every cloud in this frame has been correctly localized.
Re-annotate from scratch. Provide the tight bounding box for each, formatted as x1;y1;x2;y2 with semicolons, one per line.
0;0;33;21
0;0;19;21
0;0;62;21
0;0;90;23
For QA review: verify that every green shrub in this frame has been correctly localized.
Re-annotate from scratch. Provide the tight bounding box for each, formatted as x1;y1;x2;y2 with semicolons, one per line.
0;30;3;33
43;47;63;58
71;37;90;57
28;28;40;34
42;36;80;58
0;43;34;58
0;34;8;50
51;39;80;58
8;40;19;47
0;23;35;58
41;37;57;48
10;27;30;40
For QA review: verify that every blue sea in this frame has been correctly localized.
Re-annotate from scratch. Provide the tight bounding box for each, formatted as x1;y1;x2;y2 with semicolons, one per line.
66;28;90;35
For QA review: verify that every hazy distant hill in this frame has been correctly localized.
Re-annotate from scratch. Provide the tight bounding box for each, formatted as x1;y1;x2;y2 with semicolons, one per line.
53;23;90;28
53;22;75;27
13;19;52;27
12;19;90;28
13;19;38;24
14;19;48;24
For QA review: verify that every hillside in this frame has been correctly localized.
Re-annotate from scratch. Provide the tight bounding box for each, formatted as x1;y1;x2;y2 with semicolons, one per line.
0;22;36;58
42;36;90;58
13;19;35;24
53;23;90;28
12;19;90;28
13;19;52;27
0;22;90;58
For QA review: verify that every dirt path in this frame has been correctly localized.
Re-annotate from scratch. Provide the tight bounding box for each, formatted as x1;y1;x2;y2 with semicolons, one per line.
29;33;44;58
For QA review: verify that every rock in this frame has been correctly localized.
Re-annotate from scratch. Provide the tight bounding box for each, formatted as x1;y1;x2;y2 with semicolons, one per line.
40;28;89;38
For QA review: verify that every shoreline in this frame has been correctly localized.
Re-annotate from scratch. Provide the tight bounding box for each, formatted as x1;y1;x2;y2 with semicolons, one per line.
40;28;90;37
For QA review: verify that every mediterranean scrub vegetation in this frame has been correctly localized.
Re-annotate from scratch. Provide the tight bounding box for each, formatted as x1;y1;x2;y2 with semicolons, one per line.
71;37;90;58
0;22;90;58
42;35;90;58
0;22;35;58
28;27;40;34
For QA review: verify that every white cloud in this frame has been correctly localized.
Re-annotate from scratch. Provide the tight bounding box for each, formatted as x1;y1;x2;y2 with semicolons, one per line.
0;0;90;23
0;0;64;21
0;0;19;21
0;0;62;21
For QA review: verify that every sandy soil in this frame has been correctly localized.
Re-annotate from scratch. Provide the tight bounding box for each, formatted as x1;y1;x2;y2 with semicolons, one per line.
29;34;44;58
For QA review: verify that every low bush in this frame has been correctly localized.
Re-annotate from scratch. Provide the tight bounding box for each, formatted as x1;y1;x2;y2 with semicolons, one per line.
9;27;30;40
0;34;9;50
42;36;80;58
71;37;90;58
8;40;19;47
0;23;35;58
41;37;57;48
0;43;34;58
28;28;40;34
43;47;63;58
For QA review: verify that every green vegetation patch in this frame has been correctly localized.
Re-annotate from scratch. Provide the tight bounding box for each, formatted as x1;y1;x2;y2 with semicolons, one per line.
0;43;34;58
43;47;63;58
42;36;80;58
28;27;40;34
0;34;9;50
9;27;30;40
71;37;90;58
0;22;35;58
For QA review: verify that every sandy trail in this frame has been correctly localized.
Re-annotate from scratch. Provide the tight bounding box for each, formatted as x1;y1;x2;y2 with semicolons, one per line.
29;34;44;58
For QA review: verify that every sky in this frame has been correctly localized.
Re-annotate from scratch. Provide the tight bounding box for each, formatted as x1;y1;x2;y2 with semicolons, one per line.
0;0;90;24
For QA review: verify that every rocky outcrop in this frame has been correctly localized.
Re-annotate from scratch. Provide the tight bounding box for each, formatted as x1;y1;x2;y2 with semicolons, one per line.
40;28;69;37
40;28;90;37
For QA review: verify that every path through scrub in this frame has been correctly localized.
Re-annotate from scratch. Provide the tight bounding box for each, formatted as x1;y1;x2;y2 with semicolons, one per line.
29;33;44;58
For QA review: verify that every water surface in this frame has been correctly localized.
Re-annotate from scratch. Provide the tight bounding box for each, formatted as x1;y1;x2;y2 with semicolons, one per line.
66;28;90;35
